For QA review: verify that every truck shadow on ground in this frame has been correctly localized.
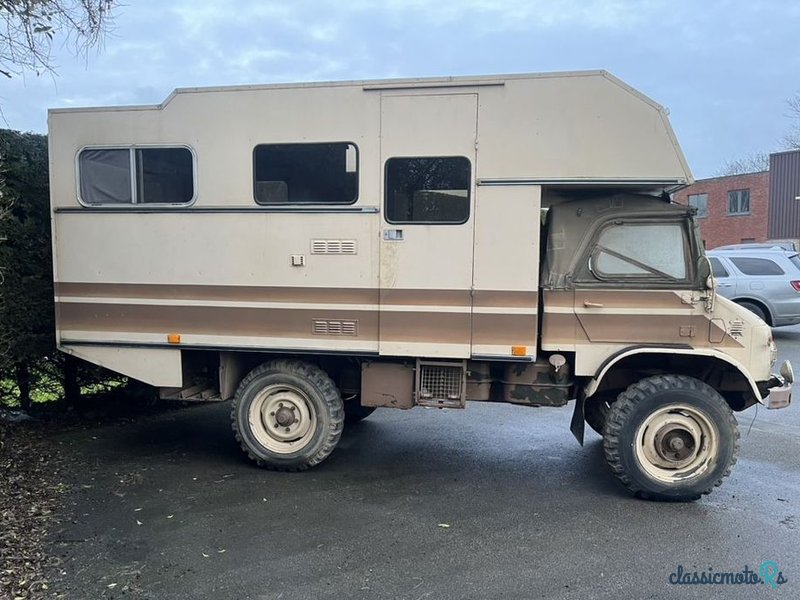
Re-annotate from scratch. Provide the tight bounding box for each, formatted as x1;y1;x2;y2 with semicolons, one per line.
61;402;630;501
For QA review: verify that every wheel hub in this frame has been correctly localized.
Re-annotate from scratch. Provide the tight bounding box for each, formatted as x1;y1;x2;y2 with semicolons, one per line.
634;404;718;483
656;427;695;463
275;406;295;427
248;384;317;454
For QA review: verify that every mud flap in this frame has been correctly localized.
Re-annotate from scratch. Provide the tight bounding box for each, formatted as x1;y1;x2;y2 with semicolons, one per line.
570;389;587;446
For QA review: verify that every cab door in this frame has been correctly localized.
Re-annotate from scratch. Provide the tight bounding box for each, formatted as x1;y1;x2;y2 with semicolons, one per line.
378;93;477;358
573;219;698;345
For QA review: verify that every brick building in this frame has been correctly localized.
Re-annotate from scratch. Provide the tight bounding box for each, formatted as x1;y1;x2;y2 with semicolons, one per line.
672;171;770;249
672;149;800;250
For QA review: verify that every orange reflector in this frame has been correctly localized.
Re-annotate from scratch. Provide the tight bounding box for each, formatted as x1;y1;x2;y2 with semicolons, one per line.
167;333;181;344
511;345;527;356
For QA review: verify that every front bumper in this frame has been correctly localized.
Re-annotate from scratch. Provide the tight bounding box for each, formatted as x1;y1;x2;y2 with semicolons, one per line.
764;360;794;410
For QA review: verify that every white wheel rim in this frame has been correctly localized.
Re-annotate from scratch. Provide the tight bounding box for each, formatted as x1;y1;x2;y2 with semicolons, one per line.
248;384;317;454
634;403;718;484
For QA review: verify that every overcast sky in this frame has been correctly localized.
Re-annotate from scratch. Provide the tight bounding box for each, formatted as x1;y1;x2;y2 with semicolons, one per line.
2;0;798;178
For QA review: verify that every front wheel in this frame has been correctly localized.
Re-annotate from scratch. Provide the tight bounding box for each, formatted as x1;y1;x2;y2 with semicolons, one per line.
603;375;739;501
232;360;344;471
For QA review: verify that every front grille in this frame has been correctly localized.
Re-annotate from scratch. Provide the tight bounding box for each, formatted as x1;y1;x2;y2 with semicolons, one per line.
728;319;745;338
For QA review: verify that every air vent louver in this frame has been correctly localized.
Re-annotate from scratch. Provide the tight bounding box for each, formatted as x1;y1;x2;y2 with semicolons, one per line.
311;239;357;255
312;319;358;336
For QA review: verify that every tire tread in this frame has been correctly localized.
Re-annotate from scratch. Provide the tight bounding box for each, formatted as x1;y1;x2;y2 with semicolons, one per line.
231;359;344;472
602;374;740;501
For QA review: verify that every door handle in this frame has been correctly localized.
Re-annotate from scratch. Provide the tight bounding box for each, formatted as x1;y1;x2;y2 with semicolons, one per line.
718;283;733;288
583;301;604;308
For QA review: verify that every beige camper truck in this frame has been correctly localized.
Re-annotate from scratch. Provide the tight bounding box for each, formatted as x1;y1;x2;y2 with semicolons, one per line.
48;71;793;501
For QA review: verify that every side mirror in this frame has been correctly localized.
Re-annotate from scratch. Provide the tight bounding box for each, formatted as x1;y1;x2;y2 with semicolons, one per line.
697;256;713;289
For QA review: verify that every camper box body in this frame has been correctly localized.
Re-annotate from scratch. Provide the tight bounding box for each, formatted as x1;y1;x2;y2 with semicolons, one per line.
48;71;690;386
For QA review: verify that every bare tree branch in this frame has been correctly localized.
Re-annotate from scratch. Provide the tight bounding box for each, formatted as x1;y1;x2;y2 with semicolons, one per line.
0;0;115;79
783;92;800;150
715;152;770;177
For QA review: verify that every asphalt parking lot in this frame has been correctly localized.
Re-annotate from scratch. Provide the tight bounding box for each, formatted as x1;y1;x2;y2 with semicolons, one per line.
50;327;800;599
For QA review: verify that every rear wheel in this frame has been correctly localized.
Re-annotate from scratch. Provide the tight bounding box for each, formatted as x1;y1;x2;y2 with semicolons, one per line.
603;375;739;501
737;300;769;324
232;360;344;471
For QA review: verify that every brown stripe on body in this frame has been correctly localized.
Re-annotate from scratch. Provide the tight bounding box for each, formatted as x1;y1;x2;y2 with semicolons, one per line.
545;289;689;310
379;311;470;345
543;289;574;308
56;283;379;304
472;313;537;346
59;303;380;339
576;313;691;344
57;283;541;311
578;289;688;309
472;290;538;308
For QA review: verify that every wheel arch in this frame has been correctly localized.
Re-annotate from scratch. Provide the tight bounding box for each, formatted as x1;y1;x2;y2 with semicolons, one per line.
732;296;773;325
584;347;762;411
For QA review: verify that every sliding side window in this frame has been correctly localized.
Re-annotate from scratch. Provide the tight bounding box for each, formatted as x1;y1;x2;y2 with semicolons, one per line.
385;156;470;224
78;147;194;205
253;142;358;205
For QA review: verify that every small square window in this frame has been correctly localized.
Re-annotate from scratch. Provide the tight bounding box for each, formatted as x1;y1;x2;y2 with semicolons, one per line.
728;189;750;215
385;156;471;224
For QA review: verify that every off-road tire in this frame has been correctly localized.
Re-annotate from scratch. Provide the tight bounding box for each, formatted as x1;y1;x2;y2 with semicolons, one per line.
231;360;344;471
603;375;739;501
344;399;376;425
584;394;612;435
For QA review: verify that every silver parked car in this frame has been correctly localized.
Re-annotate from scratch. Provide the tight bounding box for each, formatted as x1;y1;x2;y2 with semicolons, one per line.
707;247;800;326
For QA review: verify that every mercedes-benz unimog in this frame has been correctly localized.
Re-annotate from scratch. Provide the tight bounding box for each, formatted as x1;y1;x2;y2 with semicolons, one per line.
48;71;793;501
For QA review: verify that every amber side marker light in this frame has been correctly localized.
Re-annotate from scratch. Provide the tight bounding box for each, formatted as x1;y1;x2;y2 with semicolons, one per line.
511;345;527;356
167;333;181;344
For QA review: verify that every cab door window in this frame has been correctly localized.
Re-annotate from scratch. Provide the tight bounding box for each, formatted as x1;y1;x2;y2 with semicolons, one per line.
590;222;689;281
